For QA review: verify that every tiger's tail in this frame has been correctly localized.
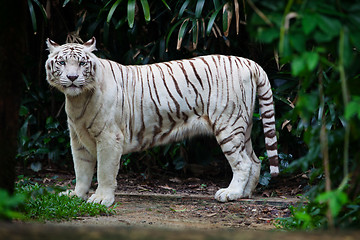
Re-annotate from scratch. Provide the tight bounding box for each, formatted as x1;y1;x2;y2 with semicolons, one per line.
256;67;279;177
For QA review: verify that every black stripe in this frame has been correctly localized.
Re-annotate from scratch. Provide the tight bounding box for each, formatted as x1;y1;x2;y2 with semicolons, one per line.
155;64;181;119
268;155;279;166
76;93;93;120
264;129;276;138
137;67;146;145
189;60;204;89
87;104;103;130
146;67;163;128
199;57;212;115
159;113;176;141
94;122;107;138
219;135;234;146
149;65;161;106
178;62;200;107
163;62;183;98
266;141;277;151
261;109;275;119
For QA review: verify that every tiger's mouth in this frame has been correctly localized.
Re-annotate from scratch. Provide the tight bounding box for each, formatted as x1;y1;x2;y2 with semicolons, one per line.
63;83;83;89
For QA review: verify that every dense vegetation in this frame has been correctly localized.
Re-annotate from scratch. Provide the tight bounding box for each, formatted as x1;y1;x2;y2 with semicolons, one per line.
0;177;115;221
1;0;359;229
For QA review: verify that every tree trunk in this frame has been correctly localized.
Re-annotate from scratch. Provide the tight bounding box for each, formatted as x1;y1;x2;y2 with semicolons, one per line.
0;1;27;193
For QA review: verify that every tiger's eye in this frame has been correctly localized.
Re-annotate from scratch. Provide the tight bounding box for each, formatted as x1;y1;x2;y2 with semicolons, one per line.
79;61;87;66
58;61;66;65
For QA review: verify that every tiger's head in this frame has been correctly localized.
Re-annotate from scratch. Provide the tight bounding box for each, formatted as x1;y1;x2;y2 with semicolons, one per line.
45;38;99;96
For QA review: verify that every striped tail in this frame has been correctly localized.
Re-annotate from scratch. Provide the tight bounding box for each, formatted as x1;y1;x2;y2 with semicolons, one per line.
256;68;279;177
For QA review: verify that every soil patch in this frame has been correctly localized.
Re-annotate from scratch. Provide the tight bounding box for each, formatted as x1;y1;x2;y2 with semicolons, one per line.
31;172;308;230
60;193;296;230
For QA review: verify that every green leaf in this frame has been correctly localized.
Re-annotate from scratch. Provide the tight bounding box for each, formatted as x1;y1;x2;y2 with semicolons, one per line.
161;0;171;10
179;0;190;18
282;34;292;58
140;0;151;22
290;32;306;53
316;190;349;218
259;172;271;186
107;0;123;23
19;106;29;117
27;0;37;33
115;18;126;29
32;0;48;23
212;0;220;9
19;118;30;146
206;4;224;36
127;0;136;28
291;56;306;76
316;14;341;38
223;2;233;37
165;20;184;51
62;0;71;7
195;0;205;18
302;13;317;35
296;92;319;122
341;28;353;68
350;31;360;50
304;52;319;71
314;30;334;43
177;19;190;50
192;19;199;49
345;96;360;120
30;161;42;172
257;27;279;43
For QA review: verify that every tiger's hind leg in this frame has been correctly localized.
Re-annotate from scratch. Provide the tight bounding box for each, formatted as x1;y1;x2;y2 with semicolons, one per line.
214;127;253;202
243;122;261;198
241;151;261;198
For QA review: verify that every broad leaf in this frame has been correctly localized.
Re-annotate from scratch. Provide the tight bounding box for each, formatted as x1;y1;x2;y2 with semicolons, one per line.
177;19;190;50
127;0;136;28
302;13;317;35
140;0;151;22
195;0;205;18
107;0;123;23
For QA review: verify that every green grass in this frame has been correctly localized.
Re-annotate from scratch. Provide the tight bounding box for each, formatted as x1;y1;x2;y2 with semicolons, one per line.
12;178;116;222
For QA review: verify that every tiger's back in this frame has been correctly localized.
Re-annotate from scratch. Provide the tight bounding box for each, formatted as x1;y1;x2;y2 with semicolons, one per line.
107;56;270;150
45;38;278;206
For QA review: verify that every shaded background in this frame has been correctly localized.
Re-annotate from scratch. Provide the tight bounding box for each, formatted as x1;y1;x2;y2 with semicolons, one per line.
1;0;360;228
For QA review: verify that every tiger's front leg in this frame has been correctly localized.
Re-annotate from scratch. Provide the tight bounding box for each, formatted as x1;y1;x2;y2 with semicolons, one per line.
61;126;96;200
87;129;123;207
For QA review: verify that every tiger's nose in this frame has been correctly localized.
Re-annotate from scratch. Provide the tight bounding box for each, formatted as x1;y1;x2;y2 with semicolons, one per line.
67;75;79;81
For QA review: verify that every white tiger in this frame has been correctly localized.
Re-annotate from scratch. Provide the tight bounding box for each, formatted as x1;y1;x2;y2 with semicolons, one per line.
45;37;278;207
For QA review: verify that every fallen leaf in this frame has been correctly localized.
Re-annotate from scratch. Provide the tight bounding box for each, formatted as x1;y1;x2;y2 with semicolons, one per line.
262;190;271;197
160;185;175;191
206;213;217;217
137;186;151;192
169;177;182;183
170;207;187;212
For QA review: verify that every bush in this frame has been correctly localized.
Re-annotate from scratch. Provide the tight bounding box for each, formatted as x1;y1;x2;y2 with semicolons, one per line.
15;177;115;222
247;0;360;229
21;0;360;229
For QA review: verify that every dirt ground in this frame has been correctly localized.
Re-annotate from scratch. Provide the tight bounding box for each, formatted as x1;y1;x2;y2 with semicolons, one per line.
36;172;307;230
61;193;296;230
5;171;360;239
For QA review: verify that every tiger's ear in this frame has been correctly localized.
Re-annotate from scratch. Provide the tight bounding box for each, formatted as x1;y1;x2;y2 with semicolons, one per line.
83;37;97;52
46;38;59;53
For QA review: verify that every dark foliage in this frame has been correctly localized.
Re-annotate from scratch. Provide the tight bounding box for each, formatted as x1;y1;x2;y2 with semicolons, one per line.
10;0;360;228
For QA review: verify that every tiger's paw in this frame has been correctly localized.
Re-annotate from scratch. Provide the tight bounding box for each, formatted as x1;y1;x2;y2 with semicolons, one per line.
59;189;88;200
87;191;115;207
214;188;244;202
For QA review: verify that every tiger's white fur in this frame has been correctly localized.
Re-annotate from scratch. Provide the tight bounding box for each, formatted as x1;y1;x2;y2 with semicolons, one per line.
45;38;278;207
